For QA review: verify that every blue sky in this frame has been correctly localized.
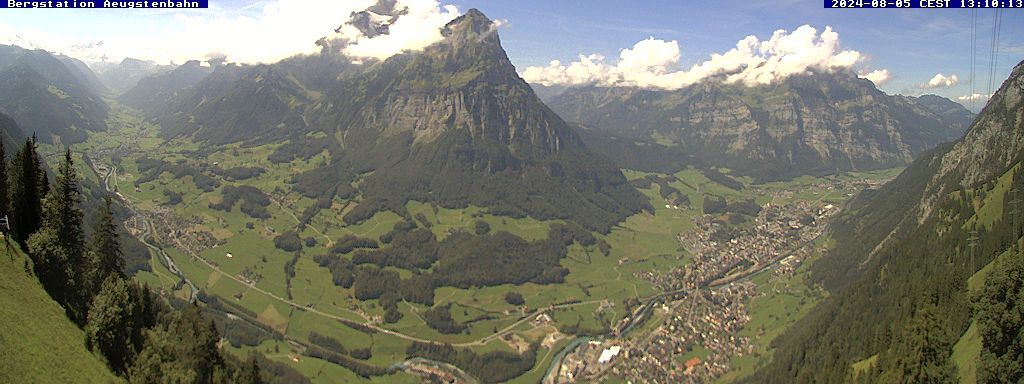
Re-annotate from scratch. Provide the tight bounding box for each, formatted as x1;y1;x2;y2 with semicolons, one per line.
464;0;1022;104
0;0;1020;105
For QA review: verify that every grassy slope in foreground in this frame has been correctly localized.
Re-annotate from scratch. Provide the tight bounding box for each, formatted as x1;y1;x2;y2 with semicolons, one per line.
0;245;119;383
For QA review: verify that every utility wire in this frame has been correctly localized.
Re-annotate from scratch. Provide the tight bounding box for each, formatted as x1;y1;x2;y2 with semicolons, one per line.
988;9;1002;98
970;10;977;111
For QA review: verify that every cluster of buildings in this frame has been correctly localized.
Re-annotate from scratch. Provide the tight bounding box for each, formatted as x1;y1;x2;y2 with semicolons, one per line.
144;208;221;258
604;195;846;382
554;341;625;382
621;282;757;383
654;199;836;291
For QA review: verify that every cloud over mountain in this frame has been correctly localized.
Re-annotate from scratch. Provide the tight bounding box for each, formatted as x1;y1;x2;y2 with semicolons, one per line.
958;93;990;102
921;73;959;88
860;69;892;85
0;0;460;65
326;0;461;62
522;25;875;89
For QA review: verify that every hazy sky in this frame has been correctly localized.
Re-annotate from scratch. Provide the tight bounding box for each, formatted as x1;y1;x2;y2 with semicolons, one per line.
0;0;1021;106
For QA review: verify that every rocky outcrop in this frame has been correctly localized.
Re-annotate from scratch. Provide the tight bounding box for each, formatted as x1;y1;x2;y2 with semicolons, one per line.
545;71;973;180
306;9;648;231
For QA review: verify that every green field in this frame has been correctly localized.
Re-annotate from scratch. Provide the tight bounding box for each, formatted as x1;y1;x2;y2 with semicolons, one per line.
54;105;907;382
0;245;120;383
716;248;827;383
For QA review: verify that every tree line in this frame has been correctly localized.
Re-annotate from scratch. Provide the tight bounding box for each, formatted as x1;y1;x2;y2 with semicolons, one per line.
749;149;1024;383
313;220;600;318
2;137;299;383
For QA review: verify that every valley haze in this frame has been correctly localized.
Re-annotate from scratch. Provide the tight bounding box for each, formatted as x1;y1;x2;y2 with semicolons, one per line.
0;1;1021;384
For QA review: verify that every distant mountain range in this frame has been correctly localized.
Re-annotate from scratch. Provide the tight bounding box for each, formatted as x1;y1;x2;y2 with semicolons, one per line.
539;73;973;181
94;57;175;94
0;44;109;144
118;59;216;115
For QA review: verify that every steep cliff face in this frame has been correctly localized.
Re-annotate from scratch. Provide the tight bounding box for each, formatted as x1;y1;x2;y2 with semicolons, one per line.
546;71;972;180
916;63;1024;221
749;59;1024;384
302;9;648;232
119;8;647;232
317;9;580;159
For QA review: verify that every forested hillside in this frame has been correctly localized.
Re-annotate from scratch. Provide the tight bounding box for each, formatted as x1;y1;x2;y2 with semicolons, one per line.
749;60;1024;383
0;45;109;144
0;131;298;383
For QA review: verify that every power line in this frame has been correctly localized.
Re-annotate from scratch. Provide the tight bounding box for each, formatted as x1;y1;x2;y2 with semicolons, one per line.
968;230;980;273
970;10;977;111
988;9;1002;97
1011;187;1021;240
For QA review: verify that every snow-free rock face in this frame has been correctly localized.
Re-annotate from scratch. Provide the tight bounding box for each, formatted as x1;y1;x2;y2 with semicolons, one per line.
545;71;973;180
121;8;649;232
916;60;1024;221
304;9;648;232
320;8;581;158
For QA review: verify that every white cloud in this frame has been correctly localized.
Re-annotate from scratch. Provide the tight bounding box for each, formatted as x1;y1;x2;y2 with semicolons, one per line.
0;0;460;65
957;93;990;102
859;69;892;86
522;25;868;89
921;73;959;89
331;0;461;62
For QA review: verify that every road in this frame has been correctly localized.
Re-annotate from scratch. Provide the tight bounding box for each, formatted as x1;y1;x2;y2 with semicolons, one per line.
100;165;199;303
545;224;832;383
95;159;607;348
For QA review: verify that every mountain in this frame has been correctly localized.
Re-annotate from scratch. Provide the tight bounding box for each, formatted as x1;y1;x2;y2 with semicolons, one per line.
134;9;648;232
97;57;174;94
748;60;1024;383
125;52;354;146
0;111;26;151
544;72;973;181
530;83;569;104
119;60;215;113
55;54;107;95
0;45;109;144
911;93;976;133
303;9;648;232
160;64;314;145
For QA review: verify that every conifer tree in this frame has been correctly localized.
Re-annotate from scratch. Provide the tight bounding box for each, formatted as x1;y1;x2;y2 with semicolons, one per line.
876;304;958;384
976;249;1024;383
29;149;87;319
53;150;85;271
90;194;123;290
9;136;44;247
238;354;263;384
86;275;136;374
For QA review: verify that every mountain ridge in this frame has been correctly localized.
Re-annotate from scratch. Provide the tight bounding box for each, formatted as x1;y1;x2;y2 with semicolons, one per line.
0;44;109;144
308;8;648;232
542;71;973;181
748;59;1024;383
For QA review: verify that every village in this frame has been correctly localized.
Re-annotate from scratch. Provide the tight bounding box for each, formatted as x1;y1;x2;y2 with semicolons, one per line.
661;198;836;291
548;183;853;383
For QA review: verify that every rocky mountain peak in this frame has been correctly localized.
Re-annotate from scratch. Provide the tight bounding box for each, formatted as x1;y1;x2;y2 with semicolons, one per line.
440;9;501;54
